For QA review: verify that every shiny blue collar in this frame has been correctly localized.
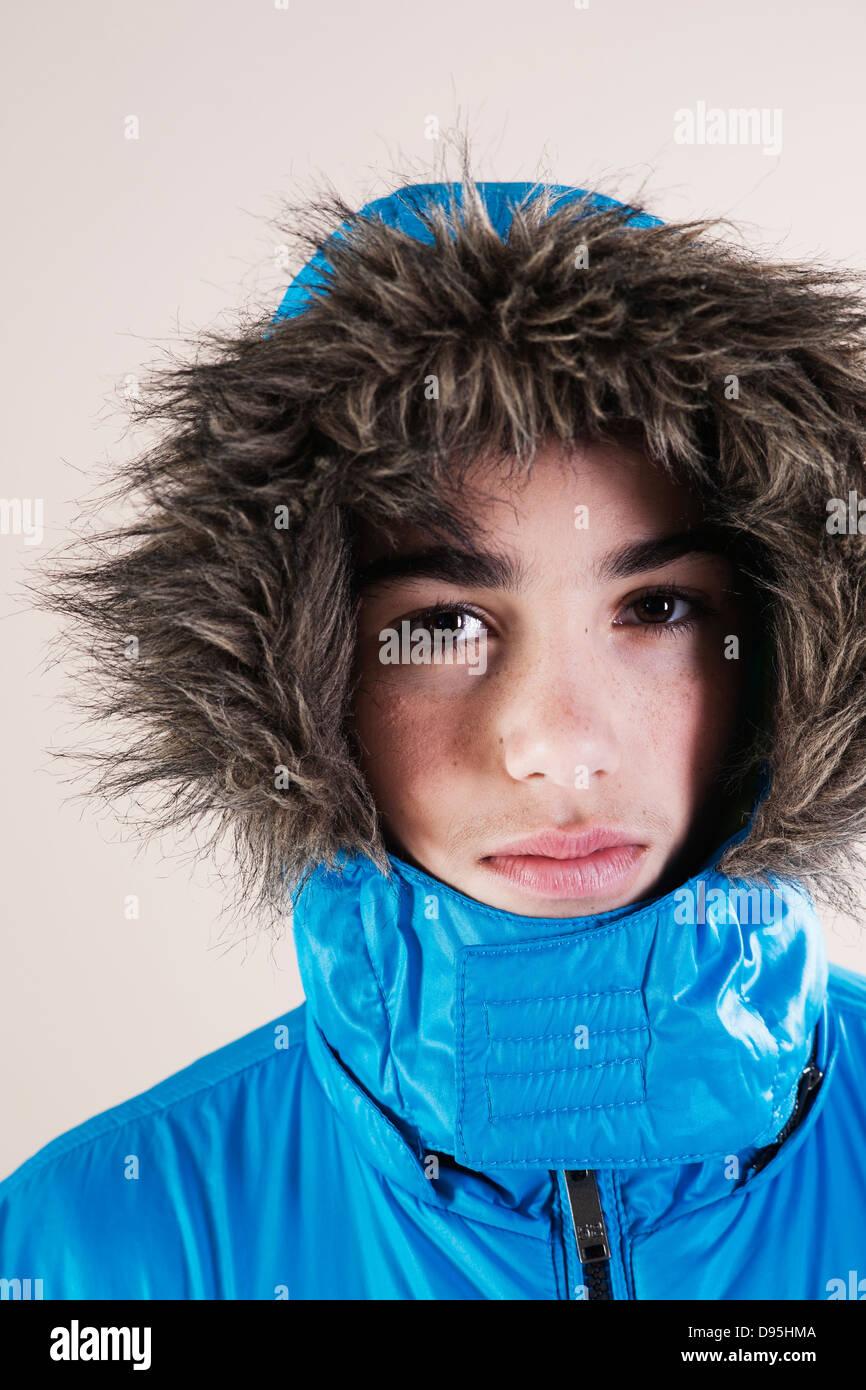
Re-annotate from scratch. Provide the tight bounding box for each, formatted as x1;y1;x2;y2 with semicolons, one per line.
290;831;827;1174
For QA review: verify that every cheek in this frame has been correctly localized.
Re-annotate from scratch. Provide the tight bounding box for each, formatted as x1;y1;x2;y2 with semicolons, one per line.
624;639;743;797
352;682;472;820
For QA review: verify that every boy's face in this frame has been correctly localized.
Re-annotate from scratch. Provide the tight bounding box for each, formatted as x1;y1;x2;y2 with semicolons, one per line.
351;440;747;917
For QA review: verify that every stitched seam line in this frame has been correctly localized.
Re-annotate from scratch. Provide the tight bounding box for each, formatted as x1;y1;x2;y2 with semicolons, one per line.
486;1094;645;1122
492;1024;649;1043
475;987;641;1007
485;1055;644;1080
460;1146;734;1166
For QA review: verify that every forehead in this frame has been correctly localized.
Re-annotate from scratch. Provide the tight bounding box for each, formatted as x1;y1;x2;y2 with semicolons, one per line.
355;439;703;566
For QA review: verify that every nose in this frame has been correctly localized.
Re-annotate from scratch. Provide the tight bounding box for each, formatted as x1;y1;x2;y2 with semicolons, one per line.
498;637;621;788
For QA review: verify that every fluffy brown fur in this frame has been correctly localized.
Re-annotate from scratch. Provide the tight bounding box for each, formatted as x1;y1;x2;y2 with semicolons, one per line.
39;151;866;927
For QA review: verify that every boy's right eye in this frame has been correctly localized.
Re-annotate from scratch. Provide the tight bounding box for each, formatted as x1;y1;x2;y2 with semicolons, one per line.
406;605;490;637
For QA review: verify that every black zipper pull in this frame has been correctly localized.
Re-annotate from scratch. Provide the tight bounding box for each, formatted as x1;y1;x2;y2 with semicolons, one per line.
563;1169;614;1300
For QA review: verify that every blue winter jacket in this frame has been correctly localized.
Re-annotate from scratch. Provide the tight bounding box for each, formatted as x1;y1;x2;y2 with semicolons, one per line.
1;827;865;1301
2;182;866;1301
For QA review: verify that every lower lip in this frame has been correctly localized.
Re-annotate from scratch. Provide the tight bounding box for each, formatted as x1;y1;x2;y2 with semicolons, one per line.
481;845;646;901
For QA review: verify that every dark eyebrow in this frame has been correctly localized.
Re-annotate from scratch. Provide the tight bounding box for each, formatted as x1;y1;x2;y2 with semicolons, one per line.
353;526;728;595
595;526;729;582
353;543;523;594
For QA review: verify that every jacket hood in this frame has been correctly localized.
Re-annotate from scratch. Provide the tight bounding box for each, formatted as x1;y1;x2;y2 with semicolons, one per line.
271;182;663;324
290;803;828;1216
44;173;866;922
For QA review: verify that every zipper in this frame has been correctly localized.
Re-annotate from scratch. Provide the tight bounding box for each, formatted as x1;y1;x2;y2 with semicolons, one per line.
740;1052;824;1183
559;1045;823;1297
562;1168;614;1300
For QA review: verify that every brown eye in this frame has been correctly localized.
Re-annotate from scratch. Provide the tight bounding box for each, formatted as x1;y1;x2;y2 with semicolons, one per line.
634;594;678;624
410;608;488;639
614;591;704;629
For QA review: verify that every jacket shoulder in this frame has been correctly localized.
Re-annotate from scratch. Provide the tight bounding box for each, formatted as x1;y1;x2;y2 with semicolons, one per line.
826;960;866;1020
0;1002;307;1191
0;1003;310;1298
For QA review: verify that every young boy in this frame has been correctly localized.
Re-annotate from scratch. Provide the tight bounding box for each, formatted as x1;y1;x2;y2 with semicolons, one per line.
2;171;865;1301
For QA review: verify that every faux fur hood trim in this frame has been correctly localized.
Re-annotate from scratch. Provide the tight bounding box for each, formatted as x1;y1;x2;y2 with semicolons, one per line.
41;169;866;925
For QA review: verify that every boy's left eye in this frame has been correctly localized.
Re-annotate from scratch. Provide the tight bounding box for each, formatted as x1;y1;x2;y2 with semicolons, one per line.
615;591;701;627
